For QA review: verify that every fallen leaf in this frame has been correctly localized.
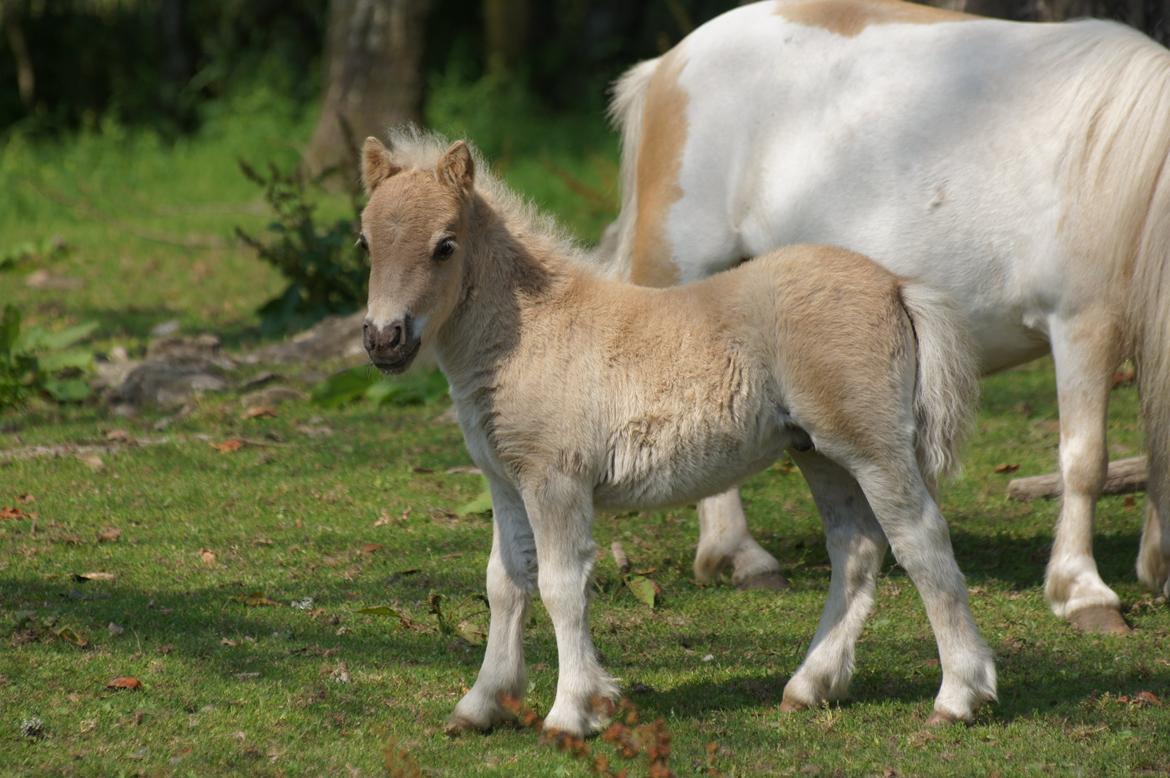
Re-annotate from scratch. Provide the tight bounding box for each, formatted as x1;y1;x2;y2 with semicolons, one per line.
360;543;382;555
199;549;217;566
106;676;142;691
231;592;279;607
54;626;89;647
106;429;131;442
456;620;486;645
79;454;105;472
97;527;122;543
626;575;659;609
1135;690;1163;707
16;493;35;504
1124;495;1137;508
75;571;116;582
0;506;29;520
242;406;277;420
212;438;245;453
611;541;630;574
993;463;1020;474
374;510;407;527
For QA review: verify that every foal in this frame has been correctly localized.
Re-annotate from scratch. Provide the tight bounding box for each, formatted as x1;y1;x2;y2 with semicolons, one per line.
360;131;996;736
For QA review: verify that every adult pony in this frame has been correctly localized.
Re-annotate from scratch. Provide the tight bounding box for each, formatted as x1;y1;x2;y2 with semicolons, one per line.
359;131;994;734
601;0;1170;633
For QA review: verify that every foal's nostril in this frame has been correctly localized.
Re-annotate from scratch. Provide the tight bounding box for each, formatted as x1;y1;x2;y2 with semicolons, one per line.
387;321;404;349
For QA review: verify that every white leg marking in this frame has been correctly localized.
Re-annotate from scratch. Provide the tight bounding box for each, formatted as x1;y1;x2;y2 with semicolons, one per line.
855;460;996;722
448;479;536;734
782;453;887;710
694;487;786;589
1044;316;1127;631
526;477;618;737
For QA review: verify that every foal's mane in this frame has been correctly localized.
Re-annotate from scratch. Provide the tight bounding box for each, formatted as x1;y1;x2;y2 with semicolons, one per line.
385;126;591;271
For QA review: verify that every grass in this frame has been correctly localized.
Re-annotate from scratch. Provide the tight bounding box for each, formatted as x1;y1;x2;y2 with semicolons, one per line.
2;89;1169;776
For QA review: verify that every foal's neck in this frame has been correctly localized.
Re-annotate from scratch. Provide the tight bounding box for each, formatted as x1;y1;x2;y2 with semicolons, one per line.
435;192;573;384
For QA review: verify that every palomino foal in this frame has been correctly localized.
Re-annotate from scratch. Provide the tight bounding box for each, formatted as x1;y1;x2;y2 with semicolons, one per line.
360;131;995;736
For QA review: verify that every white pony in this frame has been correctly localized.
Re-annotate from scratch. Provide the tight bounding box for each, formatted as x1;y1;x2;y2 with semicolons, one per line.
359;131;994;734
601;0;1170;633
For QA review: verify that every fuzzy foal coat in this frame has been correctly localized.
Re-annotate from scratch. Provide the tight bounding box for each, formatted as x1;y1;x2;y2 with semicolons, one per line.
359;134;993;737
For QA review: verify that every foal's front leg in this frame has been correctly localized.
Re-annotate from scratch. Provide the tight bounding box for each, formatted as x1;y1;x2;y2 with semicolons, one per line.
447;478;536;734
526;476;619;737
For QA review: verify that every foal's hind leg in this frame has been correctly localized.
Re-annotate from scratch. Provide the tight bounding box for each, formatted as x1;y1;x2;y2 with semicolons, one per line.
694;487;788;590
448;479;536;734
781;452;888;711
1045;314;1129;634
853;460;996;723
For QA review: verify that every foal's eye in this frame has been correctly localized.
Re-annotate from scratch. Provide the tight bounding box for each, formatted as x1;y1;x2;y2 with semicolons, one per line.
356;234;369;252
433;237;456;261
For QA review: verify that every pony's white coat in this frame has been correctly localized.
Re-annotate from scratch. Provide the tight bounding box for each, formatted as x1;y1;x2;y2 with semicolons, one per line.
606;0;1170;629
359;132;994;735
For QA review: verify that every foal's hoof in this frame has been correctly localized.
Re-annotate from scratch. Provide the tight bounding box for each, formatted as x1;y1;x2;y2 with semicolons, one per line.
1068;605;1132;635
734;570;790;592
778;695;809;713
926;709;966;727
444;714;489;737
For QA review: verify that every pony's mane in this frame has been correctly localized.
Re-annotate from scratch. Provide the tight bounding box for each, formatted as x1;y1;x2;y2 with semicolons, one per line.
384;126;591;269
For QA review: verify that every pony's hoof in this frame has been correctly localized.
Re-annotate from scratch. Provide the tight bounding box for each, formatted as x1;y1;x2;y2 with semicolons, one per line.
1068;605;1132;635
926;709;965;727
735;570;790;592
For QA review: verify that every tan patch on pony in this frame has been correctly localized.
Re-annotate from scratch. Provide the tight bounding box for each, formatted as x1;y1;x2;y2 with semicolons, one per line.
775;0;975;38
630;51;687;288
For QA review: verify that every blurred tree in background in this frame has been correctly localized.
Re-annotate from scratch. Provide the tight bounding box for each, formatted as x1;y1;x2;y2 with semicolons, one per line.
4;0;1170;145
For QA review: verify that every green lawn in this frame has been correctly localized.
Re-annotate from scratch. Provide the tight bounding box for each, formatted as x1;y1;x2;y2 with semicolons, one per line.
2;98;1169;776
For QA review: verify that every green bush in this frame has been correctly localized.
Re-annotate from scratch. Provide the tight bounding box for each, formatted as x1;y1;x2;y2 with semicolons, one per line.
235;158;366;335
0;305;96;409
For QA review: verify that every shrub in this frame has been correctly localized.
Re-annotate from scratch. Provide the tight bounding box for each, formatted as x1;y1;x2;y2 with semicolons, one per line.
235;155;366;335
0;305;95;408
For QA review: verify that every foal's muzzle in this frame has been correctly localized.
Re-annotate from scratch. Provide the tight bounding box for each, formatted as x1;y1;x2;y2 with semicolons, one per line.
363;316;421;373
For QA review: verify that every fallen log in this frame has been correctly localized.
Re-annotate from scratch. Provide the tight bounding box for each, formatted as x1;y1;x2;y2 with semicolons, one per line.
1007;456;1147;501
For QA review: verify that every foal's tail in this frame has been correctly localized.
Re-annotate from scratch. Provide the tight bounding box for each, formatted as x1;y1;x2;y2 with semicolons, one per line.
897;282;980;480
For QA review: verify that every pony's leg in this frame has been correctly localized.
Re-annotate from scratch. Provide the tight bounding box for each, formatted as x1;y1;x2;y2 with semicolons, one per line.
1136;381;1170;594
781;452;888;711
447;479;536;734
694;487;788;590
854;461;996;723
1137;500;1170;597
525;477;619;737
1045;314;1129;633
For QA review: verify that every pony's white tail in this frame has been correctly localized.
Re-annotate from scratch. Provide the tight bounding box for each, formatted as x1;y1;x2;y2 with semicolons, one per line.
591;58;661;277
897;282;980;480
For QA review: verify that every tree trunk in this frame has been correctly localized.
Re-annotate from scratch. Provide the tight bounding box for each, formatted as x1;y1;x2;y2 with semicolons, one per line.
2;7;35;108
304;0;431;179
484;0;530;73
1007;456;1148;501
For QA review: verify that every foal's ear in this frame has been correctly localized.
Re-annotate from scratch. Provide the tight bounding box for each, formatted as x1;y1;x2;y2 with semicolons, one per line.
362;136;401;194
436;141;475;196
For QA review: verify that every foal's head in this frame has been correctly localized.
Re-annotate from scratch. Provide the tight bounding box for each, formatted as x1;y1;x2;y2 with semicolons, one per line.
359;136;475;372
